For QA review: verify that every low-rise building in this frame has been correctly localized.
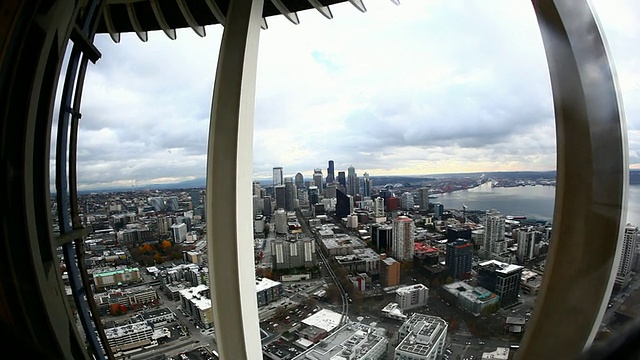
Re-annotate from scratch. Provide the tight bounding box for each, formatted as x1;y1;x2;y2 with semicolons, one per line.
104;323;153;352
520;269;543;296
396;284;429;310
395;314;448;360
294;322;388;360
381;302;407;321
92;267;141;291
179;284;213;329
482;347;510;360
256;277;283;307
442;281;500;316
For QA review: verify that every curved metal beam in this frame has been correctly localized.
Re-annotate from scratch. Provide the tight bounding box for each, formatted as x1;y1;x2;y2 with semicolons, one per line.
261;18;268;30
518;1;627;359
308;0;333;20
206;0;263;359
348;0;366;13
204;0;227;26
103;5;121;43
125;3;148;42
150;0;177;40
177;0;206;37
269;0;300;25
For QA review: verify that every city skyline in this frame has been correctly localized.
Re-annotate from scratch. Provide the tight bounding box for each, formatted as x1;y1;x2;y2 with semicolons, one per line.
65;0;638;190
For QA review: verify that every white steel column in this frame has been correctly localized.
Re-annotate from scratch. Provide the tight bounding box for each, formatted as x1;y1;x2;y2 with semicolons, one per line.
206;0;263;359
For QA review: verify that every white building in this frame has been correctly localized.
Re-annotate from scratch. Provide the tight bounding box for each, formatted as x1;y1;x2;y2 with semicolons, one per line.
516;227;536;263
392;216;415;262
482;347;510;360
104;323;153;352
618;224;638;277
374;197;385;218
395;314;448;360
381;302;407;321
396;284;429;310
171;222;187;243
400;192;414;210
483;210;505;256
294;321;388;360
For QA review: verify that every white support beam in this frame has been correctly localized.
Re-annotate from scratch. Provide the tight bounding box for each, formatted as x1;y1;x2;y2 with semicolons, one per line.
206;0;263;359
269;0;300;24
177;0;207;37
125;3;148;42
204;0;227;26
150;0;177;40
308;0;333;19
349;0;367;13
103;5;121;43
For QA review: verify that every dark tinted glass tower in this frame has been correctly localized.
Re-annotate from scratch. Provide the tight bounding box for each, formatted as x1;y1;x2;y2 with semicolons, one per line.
336;189;350;218
446;239;473;279
326;160;335;184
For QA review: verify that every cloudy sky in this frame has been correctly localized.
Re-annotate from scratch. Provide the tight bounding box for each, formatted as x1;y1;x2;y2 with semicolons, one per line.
68;0;639;190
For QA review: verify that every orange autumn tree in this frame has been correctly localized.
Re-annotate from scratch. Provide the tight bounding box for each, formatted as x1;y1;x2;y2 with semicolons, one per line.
161;240;172;250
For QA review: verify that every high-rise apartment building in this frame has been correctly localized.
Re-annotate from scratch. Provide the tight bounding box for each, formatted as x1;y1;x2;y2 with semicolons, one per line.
618;224;638;277
478;260;523;307
483;209;506;256
517;227;536;263
417;187;430;210
326;160;335;184
446;239;473;279
374;197;385;218
273;167;284;187
400;192;414;210
347;165;359;196
392;216;415;262
362;172;372;198
308;186;319;206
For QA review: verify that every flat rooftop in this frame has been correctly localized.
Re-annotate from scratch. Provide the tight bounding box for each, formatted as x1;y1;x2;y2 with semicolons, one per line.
479;260;523;275
294;322;387;360
256;277;281;293
301;309;343;333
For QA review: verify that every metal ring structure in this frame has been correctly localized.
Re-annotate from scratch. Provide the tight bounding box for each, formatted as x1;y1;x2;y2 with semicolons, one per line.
0;0;629;359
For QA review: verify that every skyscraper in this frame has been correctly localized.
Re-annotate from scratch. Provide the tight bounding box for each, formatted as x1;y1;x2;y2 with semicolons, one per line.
417;187;430;210
371;223;393;252
347;165;359;196
313;168;323;189
294;172;304;190
326;160;335;184
337;171;346;190
275;185;286;210
392;216;415;262
483;209;506;256
446;239;473;279
336;189;351;219
618;224;638;278
362;172;372;198
308;186;319;206
284;177;297;211
272;167;283;187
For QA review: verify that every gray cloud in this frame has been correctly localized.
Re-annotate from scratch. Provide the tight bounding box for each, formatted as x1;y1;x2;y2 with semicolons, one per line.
58;0;639;189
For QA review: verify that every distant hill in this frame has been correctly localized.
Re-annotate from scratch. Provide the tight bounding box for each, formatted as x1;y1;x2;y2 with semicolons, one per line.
78;169;640;193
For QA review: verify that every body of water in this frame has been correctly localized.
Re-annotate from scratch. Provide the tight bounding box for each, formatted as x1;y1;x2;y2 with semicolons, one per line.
434;182;640;226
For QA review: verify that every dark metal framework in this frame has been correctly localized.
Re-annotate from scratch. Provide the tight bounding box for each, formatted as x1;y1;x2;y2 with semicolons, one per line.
0;0;633;359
